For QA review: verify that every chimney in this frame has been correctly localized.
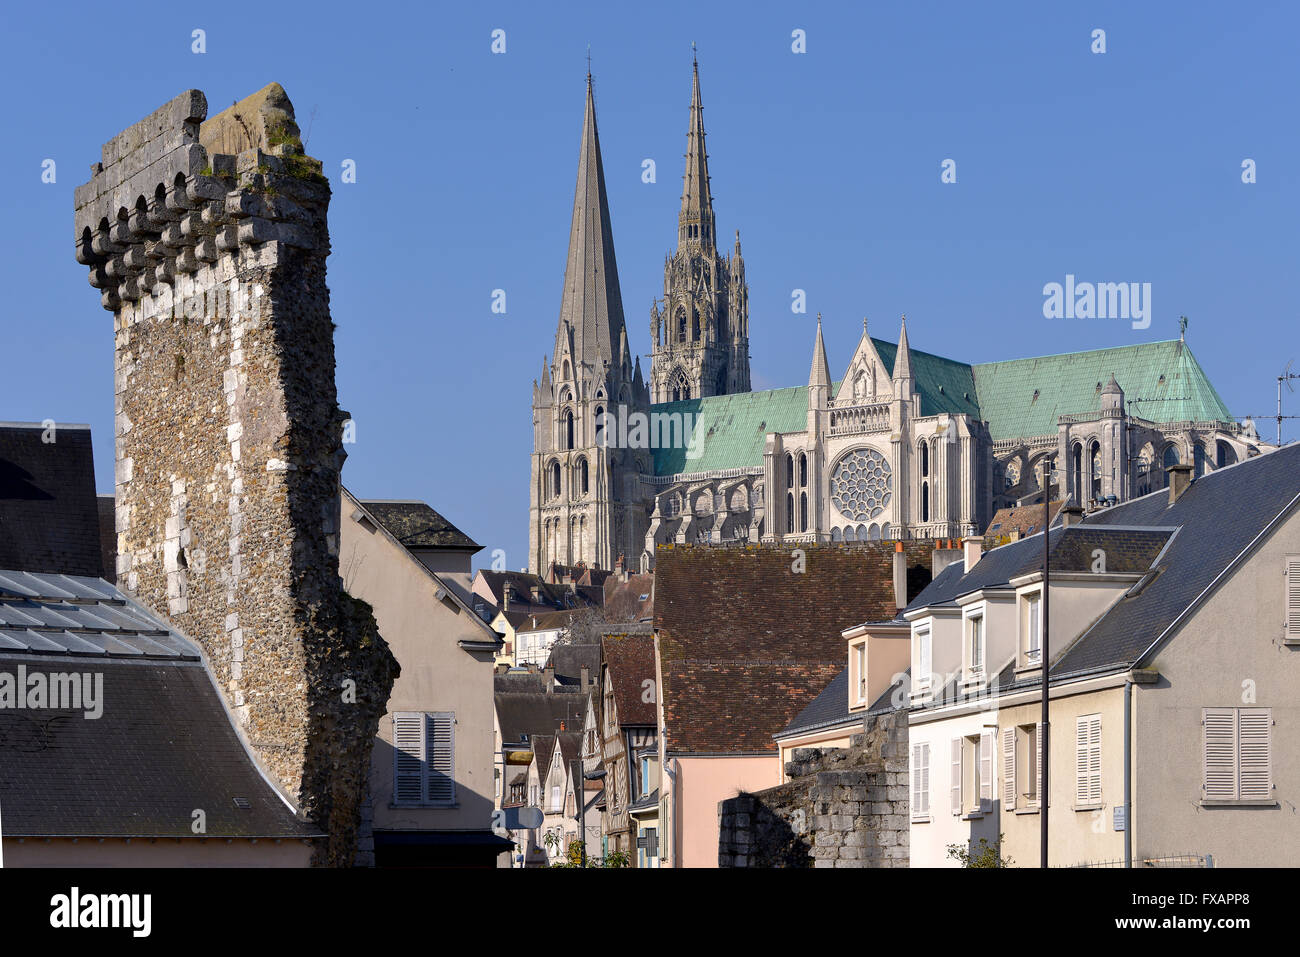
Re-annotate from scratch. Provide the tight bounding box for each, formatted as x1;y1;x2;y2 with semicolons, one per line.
544;661;554;690
580;664;591;689
1167;463;1194;505
1060;503;1084;527
932;540;963;578
503;584;510;614
962;536;983;571
892;541;907;610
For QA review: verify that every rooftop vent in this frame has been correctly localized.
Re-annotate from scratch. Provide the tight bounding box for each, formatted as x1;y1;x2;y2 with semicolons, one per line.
233;797;251;809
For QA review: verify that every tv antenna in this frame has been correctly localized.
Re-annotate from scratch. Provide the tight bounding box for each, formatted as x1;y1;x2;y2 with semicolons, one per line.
1278;361;1300;445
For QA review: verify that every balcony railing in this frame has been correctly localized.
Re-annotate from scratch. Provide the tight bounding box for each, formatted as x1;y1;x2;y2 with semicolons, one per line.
829;401;890;436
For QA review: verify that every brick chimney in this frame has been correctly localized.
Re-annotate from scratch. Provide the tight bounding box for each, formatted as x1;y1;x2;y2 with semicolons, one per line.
1060;503;1084;527
892;541;907;610
1168;463;1194;505
580;664;590;689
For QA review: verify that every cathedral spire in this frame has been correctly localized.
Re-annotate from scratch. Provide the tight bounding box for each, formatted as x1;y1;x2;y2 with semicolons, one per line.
893;314;915;387
555;72;627;375
809;313;832;389
678;51;715;248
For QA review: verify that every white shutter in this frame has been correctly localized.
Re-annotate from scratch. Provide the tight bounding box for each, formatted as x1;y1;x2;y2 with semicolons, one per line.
920;742;930;815
1085;715;1102;804
1035;721;1044;807
919;631;932;686
1287;558;1300;640
1203;708;1237;800
979;732;993;810
393;712;424;804
911;742;930;817
950;738;963;815
1002;728;1016;810
1238;708;1272;800
425;712;456;804
1074;717;1094;805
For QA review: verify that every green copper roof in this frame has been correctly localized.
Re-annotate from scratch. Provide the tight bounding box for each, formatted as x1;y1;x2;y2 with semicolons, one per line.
651;384;819;476
871;338;981;419
971;339;1233;440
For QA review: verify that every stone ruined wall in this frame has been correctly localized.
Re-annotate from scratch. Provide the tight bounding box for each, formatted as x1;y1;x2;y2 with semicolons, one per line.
718;711;910;868
74;85;398;866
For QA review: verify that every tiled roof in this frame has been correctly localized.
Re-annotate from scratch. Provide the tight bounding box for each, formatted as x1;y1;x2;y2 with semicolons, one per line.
602;573;654;621
358;499;480;550
549;643;600;684
985;501;1062;540
972;339;1233;440
494;691;588;745
602;633;656;726
517;609;578;633
1053;444;1300;675
776;668;851;739
654;542;934;753
0;423;103;578
0;570;317;839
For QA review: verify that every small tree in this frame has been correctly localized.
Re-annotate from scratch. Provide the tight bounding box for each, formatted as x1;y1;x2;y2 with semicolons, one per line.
946;834;1014;868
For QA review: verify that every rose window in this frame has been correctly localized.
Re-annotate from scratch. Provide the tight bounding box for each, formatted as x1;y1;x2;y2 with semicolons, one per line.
830;448;892;521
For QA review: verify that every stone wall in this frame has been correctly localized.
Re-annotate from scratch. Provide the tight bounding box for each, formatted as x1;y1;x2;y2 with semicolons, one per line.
73;85;398;866
718;711;909;868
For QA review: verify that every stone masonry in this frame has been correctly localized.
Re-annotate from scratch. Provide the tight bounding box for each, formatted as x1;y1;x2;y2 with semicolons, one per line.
718;710;910;868
74;84;399;866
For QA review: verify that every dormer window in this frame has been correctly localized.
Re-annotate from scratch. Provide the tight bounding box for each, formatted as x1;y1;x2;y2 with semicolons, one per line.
966;611;985;682
1023;591;1042;667
914;624;932;697
854;641;868;704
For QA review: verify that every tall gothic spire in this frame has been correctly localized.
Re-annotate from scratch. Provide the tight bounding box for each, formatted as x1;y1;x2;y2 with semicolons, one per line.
556;72;627;370
678;50;715;247
893;314;915;386
809;313;831;389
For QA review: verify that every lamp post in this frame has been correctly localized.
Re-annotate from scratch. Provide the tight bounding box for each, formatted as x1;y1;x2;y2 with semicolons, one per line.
1040;464;1056;869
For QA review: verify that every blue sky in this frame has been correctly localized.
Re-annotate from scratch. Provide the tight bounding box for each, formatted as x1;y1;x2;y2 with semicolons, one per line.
3;1;1297;572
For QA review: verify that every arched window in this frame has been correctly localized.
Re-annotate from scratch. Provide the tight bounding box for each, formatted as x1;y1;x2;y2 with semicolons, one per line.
786;492;795;534
831;527;843;542
565;410;575;451
1193;442;1207;478
594;406;605;447
677;309;687;343
562;360;571;381
1089;441;1102;500
921;482;930;523
786;453;795;489
1216;441;1236;469
880;522;891;539
580;458;589;495
1163;444;1181;470
799;453;808;488
919;441;929;478
856;524;868;540
869;523;880;541
691;312;700;342
800;492;808;532
550;461;561;499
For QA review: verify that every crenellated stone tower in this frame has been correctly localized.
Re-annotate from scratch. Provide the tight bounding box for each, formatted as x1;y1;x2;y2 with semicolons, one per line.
529;74;651;574
73;84;398;866
649;55;751;402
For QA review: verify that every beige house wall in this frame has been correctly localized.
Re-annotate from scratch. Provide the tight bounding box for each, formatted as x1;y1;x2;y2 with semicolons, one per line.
340;491;497;835
668;754;779;868
1133;512;1300;866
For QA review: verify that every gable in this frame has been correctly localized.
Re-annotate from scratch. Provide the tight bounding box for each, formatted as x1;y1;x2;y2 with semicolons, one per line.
834;329;894;405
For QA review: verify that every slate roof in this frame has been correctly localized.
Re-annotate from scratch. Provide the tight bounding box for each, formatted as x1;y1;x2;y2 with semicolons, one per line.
0;570;317;839
517;609;578;634
602;633;656;726
477;570;603;613
654;542;934;753
1053;444;1300;675
0;423;103;578
96;494;116;583
971;339;1232;440
359;499;480;550
494;691;588;745
549;642;600;685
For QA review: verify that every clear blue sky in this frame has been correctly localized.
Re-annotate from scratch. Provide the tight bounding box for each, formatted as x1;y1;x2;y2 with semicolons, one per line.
3;1;1296;572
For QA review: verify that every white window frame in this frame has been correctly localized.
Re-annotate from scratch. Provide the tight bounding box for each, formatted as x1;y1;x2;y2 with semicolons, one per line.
914;624;932;696
911;741;931;821
1074;714;1102;808
854;640;869;704
964;607;985;684
393;711;456;807
1022;591;1042;667
1286;556;1300;643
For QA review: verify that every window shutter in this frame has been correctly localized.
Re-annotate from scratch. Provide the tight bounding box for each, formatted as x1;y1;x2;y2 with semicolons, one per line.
425;712;456;804
979;731;993;810
1238;708;1272;800
1002;728;1016;810
911;742;930;817
919;632;932;686
920;742;930;815
950;738;962;815
1075;717;1089;805
1287;558;1300;640
1203;708;1237;800
393;712;424;804
1035;721;1043;807
1085;715;1102;804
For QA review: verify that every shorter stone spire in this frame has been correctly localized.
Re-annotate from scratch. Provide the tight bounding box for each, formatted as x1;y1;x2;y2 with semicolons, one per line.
893;314;914;385
809;313;832;389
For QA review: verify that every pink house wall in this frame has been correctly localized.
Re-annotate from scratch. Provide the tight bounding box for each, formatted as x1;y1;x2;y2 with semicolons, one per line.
675;754;780;868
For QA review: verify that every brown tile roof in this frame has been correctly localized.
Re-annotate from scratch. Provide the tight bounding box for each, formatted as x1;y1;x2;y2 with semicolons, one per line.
517;609;578;634
602;633;657;726
654;542;935;754
984;501;1062;543
602;573;654;621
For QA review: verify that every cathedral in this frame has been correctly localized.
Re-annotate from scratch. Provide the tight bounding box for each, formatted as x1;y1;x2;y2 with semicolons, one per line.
528;61;1267;574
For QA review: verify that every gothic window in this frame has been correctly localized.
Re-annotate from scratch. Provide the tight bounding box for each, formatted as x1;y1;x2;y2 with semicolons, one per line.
1163;444;1181;471
1216;440;1236;469
1072;443;1083;500
919;441;929;478
677;308;687;343
844;525;856;542
869;524;881;541
580;458;589;495
550;461;562;500
1090;441;1102;499
565;410;575;451
799;453;808;489
831;527;842;542
1004;460;1020;490
800;492;808;532
562;360;571;381
921;482;930;523
691;312;700;342
881;522;891;539
1193;441;1207;478
786;454;795;490
829;448;893;522
595;406;605;447
1136;443;1155;496
786;492;795;535
716;310;726;340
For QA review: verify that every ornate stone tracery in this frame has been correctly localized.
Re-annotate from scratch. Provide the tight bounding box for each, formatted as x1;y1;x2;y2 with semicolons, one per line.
830;448;892;522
